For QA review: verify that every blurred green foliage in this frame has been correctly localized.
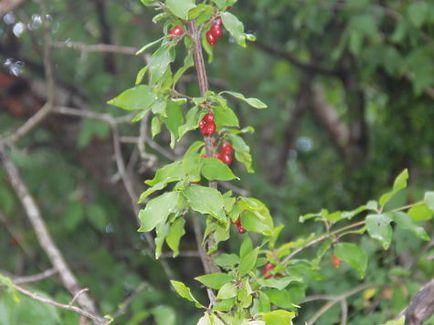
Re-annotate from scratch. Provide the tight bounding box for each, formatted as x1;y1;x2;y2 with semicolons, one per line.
0;0;433;323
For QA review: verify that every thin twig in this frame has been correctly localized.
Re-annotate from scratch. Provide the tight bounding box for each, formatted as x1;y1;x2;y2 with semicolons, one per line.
51;41;137;55
112;282;148;318
12;268;57;284
9;283;108;324
282;220;365;264
304;283;373;325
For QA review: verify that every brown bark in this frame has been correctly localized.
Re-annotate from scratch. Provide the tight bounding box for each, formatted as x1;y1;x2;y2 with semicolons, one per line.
403;279;434;325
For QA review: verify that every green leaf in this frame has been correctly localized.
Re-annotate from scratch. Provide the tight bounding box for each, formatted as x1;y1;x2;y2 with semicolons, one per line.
213;105;239;128
197;313;211;325
136;36;165;55
166;218;186;257
202;157;238;181
166;0;196;19
389;211;430;241
257;276;302;290
139;161;185;202
264;289;295;310
170;280;203;308
216;282;237;300
334;242;368;278
214;253;239;269
184;185;226;221
138;191;179;232
240;236;253;258
220;91;267;109
221;12;246;47
155;222;170;259
151;116;162;137
239;247;259;276
382;316;405;325
425;192;434;211
178;106;204;139
262;310;296;325
379;169;408;208
152;306;176;325
227;134;253;173
408;203;433;221
366;213;393;250
165;100;184;148
173;52;194;86
195;273;233;290
108;85;158;111
408;2;428;27
135;66;148;85
148;45;175;85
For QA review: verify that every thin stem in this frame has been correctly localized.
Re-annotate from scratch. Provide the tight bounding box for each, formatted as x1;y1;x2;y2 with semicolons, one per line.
187;20;220;304
282;220;366;264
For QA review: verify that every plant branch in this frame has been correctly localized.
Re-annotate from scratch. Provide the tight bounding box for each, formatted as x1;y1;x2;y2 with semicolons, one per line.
12;268;57;285
5;282;108;324
304;283;374;325
281;220;366;264
0;145;101;320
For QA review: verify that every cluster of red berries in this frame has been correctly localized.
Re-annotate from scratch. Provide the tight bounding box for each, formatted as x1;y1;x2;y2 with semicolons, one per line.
215;142;233;165
231;217;246;234
332;254;341;269
263;263;274;279
199;112;216;136
168;25;184;38
206;17;224;46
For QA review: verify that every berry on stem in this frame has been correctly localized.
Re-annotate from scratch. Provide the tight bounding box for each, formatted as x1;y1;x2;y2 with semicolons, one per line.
204;112;215;123
214;16;222;26
221;153;233;165
237;224;246;234
332;254;341;269
222;142;233;155
263;263;274;279
206;30;217;46
168;25;184;38
211;24;224;39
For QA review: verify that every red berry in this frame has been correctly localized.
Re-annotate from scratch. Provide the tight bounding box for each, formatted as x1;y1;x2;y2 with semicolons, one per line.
263;263;274;278
214;16;222;26
211;24;224;39
203;112;214;123
214;152;223;161
237;224;246;234
201;121;216;136
169;25;184;38
221;153;232;165
332;254;341;269
221;142;233;155
199;120;207;129
206;30;217;46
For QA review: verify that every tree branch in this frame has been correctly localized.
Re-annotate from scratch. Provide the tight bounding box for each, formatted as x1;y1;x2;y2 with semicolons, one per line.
0;145;101;320
402;278;434;325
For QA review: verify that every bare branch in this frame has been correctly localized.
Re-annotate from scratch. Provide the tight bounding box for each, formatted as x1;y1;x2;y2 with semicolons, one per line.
7;282;108;324
12;268;57;285
51;41;137;56
304;284;373;325
0;146;100;318
402;279;434;325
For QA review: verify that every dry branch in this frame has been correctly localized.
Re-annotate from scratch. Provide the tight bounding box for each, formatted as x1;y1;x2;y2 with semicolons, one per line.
0;146;101;321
